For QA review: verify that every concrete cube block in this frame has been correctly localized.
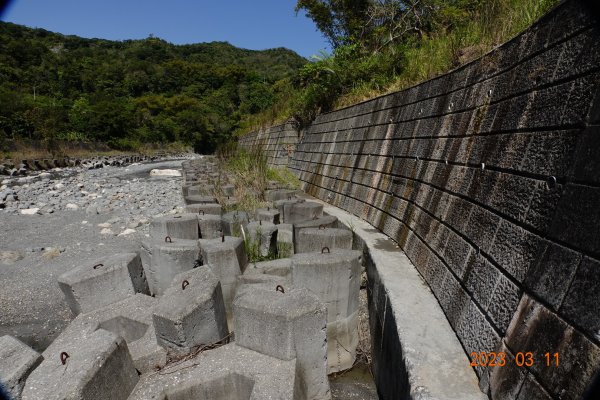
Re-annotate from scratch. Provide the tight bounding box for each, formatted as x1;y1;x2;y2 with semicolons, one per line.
292;250;362;373
128;344;297;400
274;199;301;223
286;200;323;224
0;335;42;399
295;227;353;253
199;236;248;317
198;214;223;239
246;221;278;257
153;266;228;353
43;294;167;374
184;195;217;205
265;189;301;202
277;223;295;257
187;184;214;196
141;238;200;296
58;253;150;315
221;211;250;236
150;214;200;240
22;329;139;400
293;215;338;246
221;184;235;196
256;207;280;224
185;203;222;216
234;287;331;400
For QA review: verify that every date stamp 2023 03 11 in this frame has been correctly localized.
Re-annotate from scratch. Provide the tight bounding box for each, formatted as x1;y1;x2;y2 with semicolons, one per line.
469;352;560;368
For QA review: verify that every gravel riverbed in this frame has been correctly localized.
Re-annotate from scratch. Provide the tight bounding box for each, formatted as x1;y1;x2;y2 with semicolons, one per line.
0;156;197;350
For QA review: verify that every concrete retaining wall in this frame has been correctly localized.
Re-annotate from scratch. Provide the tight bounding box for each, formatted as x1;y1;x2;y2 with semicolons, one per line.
242;1;600;398
238;121;299;167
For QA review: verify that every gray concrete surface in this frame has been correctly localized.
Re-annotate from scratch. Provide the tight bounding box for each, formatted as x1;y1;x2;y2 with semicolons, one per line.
221;211;250;237
42;293;166;374
128;344;298;400
197;214;223;239
57;252;149;316
0;335;42;399
185;203;222;216
295;227;353;254
255;207;280;224
149;214;200;240
153;266;228;353
246;221;278;257
286;201;324;224
22;329;139;400
141;238;200;296
234;287;331;400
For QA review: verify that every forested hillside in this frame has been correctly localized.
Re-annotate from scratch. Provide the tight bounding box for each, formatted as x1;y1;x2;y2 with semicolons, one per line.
0;22;305;153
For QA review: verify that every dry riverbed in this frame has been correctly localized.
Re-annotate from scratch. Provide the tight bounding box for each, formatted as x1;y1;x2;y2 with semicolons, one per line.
0;157;195;350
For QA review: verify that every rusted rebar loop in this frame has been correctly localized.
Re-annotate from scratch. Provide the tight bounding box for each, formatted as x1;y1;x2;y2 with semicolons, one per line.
546;176;557;190
182;280;189;290
165;236;172;243
321;247;330;254
174;215;182;219
276;285;285;294
93;263;103;269
318;224;326;230
60;352;69;365
221;234;225;243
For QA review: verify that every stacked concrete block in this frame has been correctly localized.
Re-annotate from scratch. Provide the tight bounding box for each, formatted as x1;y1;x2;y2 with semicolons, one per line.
0;336;42;399
274;198;301;223
199;236;248;317
58;252;150;315
140;238;200;296
149;213;200;240
292;250;362;373
197;214;223;239
153;266;228;353
128;344;298;399
234;287;330;400
22;329;139;400
221;210;250;236
293;215;338;244
183;195;217;205
238;258;292;287
286;200;324;224
221;184;235;196
185;203;222;215
256;207;280;224
246;221;278;257
266;189;301;202
295;227;353;254
186;184;214;196
277;223;295;257
43;294;166;374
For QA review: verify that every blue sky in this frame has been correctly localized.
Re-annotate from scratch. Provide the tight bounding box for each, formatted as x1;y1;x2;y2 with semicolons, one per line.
1;0;330;58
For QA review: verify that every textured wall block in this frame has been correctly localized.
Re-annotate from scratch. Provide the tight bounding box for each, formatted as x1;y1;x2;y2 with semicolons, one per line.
0;335;42;399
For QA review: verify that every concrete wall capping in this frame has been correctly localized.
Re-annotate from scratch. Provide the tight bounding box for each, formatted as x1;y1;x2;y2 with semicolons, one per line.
242;1;600;398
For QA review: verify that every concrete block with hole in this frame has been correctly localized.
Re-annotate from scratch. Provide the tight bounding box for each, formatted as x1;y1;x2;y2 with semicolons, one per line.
277;223;295;257
153;266;228;354
246;221;278;257
295;227;353;254
22;329;139;400
58;252;150;315
185;203;222;216
198;214;223;239
286;200;324;224
150;213;200;240
184;195;217;205
140;238;200;296
265;189;301;202
292;249;362;373
42;294;166;374
293;215;338;246
199;236;248;319
234;287;330;400
255;207;280;224
221;211;250;236
0;335;42;399
128;343;297;400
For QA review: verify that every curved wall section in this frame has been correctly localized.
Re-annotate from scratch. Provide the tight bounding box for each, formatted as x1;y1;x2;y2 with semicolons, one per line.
243;1;600;398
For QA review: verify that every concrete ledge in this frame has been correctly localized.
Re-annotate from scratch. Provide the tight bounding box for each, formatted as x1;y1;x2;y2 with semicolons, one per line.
309;197;486;400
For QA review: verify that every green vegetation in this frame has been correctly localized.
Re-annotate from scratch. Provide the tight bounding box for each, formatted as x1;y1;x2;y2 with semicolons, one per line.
0;22;305;154
242;0;560;130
